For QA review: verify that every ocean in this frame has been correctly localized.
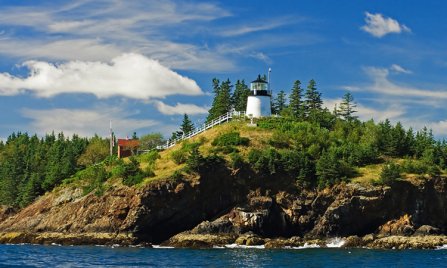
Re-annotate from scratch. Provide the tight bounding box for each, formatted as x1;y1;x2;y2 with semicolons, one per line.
0;243;446;267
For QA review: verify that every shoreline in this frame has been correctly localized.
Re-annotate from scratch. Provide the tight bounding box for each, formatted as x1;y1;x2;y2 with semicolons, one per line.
1;232;446;250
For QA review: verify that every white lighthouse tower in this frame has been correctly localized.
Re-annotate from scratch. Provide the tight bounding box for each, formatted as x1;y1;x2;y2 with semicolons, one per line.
245;74;272;118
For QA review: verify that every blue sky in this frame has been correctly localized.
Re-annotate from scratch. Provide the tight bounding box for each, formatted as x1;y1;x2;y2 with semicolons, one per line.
1;0;447;139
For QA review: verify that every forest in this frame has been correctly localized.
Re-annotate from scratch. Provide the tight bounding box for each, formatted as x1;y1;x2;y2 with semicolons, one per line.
0;77;446;208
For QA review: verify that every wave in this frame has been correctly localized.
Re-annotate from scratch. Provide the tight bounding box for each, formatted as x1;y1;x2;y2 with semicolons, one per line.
152;245;175;249
326;237;345;248
224;244;265;249
436;245;447;250
286;243;321;249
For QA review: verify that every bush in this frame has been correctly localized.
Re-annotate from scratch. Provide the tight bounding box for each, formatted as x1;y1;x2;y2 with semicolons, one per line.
401;159;427;174
170;149;188;164
170;141;201;165
140;150;160;165
212;132;249;147
247;148;281;175
316;149;355;188
269;131;291;148
121;157;151;186
185;145;204;172
379;162;401;185
79;164;109;196
229;152;244;170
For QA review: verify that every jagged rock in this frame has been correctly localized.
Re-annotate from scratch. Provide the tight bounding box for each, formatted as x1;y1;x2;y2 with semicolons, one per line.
368;235;447;249
264;236;303;249
362;234;375;244
164;233;237;248
190;216;236;234
414;225;442;236
235;233;264;246
377;214;415;237
0;206;15;222
343;235;364;248
1;161;447;247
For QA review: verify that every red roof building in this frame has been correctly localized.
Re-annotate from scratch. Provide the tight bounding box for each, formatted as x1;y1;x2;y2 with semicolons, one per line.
117;139;140;158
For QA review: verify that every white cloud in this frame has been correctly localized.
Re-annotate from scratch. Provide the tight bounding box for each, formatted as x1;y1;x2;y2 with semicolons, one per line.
0;39;123;62
153;100;208;115
0;53;203;99
324;98;405;122
219;18;293;37
21;106;157;138
362;66;447;100
390;64;412;74
361;12;411;38
0;1;239;72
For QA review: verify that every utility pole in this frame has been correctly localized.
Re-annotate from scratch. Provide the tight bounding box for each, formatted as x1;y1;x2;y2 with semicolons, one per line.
109;120;113;156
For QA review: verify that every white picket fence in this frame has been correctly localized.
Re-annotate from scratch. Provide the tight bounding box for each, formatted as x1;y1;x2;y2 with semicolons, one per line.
156;111;246;150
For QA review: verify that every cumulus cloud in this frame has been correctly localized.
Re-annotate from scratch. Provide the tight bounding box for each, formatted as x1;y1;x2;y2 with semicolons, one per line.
0;53;203;99
152;100;208;115
361;12;411;38
21;106;157;137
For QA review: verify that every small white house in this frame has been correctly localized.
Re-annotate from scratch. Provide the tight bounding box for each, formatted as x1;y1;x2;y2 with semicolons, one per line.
246;75;272;118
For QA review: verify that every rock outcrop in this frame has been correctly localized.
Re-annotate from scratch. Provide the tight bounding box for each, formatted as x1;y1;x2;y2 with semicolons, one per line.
1;162;447;248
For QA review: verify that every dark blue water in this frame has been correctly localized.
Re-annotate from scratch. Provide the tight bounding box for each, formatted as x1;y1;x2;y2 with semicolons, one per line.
0;244;446;267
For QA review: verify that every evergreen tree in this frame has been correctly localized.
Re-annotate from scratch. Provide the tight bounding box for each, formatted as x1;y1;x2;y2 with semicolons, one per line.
304;79;323;121
338;92;358;121
231;80;250;112
207;79;232;122
289;80;304;118
273;90;287;115
180;114;194;135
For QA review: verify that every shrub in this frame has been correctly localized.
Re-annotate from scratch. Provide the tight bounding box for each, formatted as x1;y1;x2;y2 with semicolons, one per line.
379;162;401;185
212;132;249;147
229;152;244;170
121;157;151;186
170;148;188;164
316;149;355;188
269;131;291;148
170;141;201;165
140;150;160;165
79;164;109;196
247;148;281;175
186;145;204;172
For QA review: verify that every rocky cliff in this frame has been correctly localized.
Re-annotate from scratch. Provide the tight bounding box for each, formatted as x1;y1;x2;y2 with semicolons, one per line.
0;162;446;248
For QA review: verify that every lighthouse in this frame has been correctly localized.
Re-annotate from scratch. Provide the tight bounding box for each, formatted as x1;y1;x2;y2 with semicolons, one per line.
245;74;272;118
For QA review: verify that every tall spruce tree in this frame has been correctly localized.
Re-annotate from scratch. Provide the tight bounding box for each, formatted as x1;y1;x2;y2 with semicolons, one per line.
338;92;358;121
207;79;232;122
273;90;288;115
231;80;250;112
289;80;304;118
304;79;323;121
180;114;194;135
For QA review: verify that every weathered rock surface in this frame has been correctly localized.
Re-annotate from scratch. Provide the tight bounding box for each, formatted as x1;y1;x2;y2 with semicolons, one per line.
0;162;447;248
368;235;447;249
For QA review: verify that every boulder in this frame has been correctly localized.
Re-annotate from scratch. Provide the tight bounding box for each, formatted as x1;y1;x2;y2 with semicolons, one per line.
413;225;442;236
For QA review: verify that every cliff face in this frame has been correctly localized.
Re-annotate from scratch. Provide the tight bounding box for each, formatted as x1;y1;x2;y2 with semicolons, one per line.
0;162;446;246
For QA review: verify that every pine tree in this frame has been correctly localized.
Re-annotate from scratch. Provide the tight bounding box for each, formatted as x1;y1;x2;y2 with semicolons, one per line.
207;79;232;122
304;79;323;121
180;114;194;135
273;90;287;115
231;80;250;112
338;92;358;121
289;80;303;118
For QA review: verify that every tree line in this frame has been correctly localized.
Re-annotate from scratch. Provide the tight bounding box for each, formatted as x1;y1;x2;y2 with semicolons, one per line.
0;132;110;207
